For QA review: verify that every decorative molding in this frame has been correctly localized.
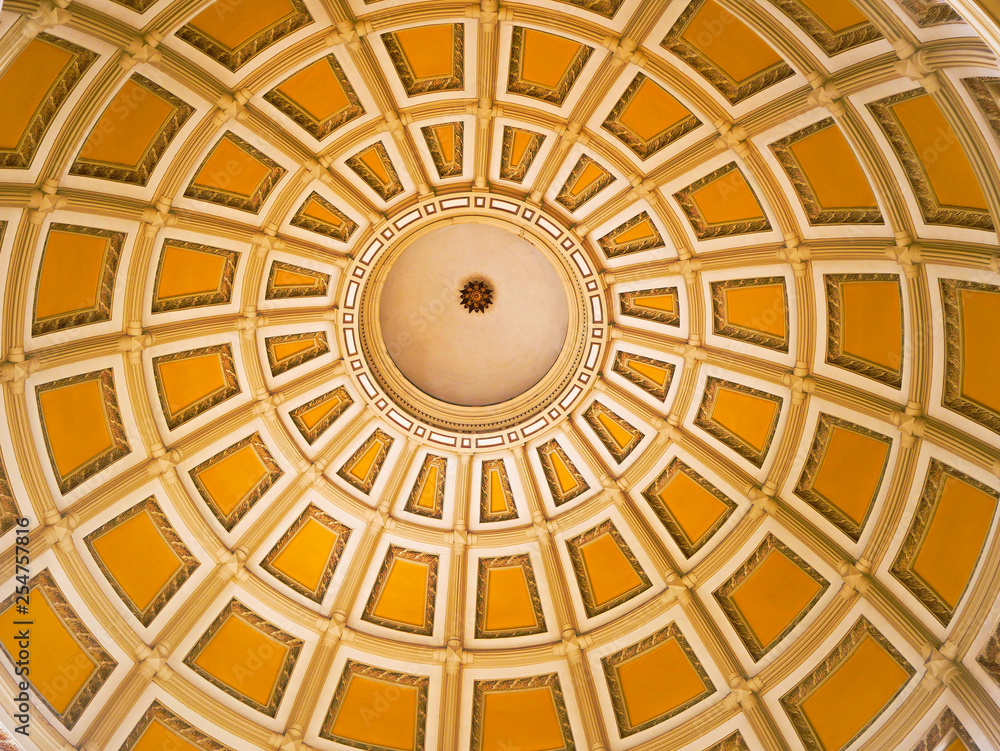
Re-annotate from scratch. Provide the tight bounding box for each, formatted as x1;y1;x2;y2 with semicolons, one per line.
601;74;700;159
507;26;592;105
120;700;232;751
694;376;783;468
0;455;21;538
261;504;352;603
474;554;548;638
288;386;353;444
768;0;882;54
479;458;519;522
673;162;772;239
824;273;904;388
619;287;681;327
264;260;331;300
537;439;589;506
470;674;575;751
382;24;465;96
598;211;666;258
895;0;963;26
152;344;242;429
583;401;643;463
264;331;330;376
420;122;464;178
612;351;675;402
499;126;545;182
710;276;789;352
263;54;365;139
566;519;652;617
362;544;438;636
190;433;283;532
911;707;980;751
404;454;447;519
184;133;287;213
345;142;404;201
290;192;358;242
963;77;1000;143
555;154;616;212
337;428;393;494
151;240;239;313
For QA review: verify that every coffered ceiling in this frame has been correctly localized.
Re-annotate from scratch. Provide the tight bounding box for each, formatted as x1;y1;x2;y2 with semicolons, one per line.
0;0;999;749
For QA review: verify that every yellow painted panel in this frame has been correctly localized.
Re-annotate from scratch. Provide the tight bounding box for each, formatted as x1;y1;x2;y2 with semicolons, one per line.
911;474;996;608
132;720;203;751
157;353;227;416
90;511;181;610
372;558;428;627
481;688;565;751
488;469;510;513
580;533;643;606
521;29;582;88
484;566;537;631
658;471;729;544
959;288;1000;414
348;440;384;483
730;549;822;648
724;284;786;337
270;518;339;593
800;635;909;751
840;280;901;371
892;94;988;210
193;137;269;196
156;245;227;300
276;58;349;120
39;379;114;478
358;146;391;185
614;218;658;244
197;444;267;516
548;451;580;495
509;130;534;167
432;125;455;163
710;387;778;453
682;0;782;82
945;738;969;751
273;267;319;287
272;337;315;362
634;293;675;312
189;0;295;50
617;639;706;726
618;78;690;141
36;230;108;320
812;426;889;526
193;615;287;706
690;169;764;224
0;590;96;714
789;125;877;209
297;394;342;430
79;79;175;167
597;411;636;450
626;358;670;386
0;38;74;150
302;198;345;226
415;465;439;509
332;675;419;750
798;0;869;31
393;25;455;79
568;161;605;197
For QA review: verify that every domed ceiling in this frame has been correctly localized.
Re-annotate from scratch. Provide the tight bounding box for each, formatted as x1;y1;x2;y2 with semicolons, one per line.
1;0;1000;748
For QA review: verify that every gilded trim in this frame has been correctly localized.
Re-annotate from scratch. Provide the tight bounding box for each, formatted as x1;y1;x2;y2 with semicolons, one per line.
190;432;283;532
337;428;394;494
507;26;592;106
264;260;330;300
175;0;312;72
499;126;545;182
70;74;195;185
288;386;353;445
940;278;1000;434
321;660;430;751
183;598;303;717
710;276;789;352
779;617;915;751
362;544;438;636
661;0;794;104
673;162;772;239
642;457;737;557
84;496;200;627
0;34;97;170
263;54;365;139
290;192;358;242
583;401;643;463
264;331;330;376
0;453;21;538
36;368;131;494
890;458;998;625
404;454;448;519
184;133;287;213
566;519;652;618
612;351;675;402
474;554;547;638
619;287;681;327
471;674;575;751
867;88;994;231
713;533;829;660
555;154;616;212
382;24;464;96
705;732;752;751
694;376;783;468
346;142;405;201
598;211;666;258
537;439;589;506
32;223;126;336
963;77;1000;143
0;569;118;730
552;0;625;18
602;622;714;736
151;240;239;313
420;122;464;178
768;0;882;54
769;118;884;225
479;458;519;522
601;74;700;159
152;344;242;430
261;504;352;603
794;413;892;542
120;700;233;751
895;0;963;26
911;707;980;751
825;272;904;388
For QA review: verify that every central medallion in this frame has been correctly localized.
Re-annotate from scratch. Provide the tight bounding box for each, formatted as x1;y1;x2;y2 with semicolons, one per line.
460;279;494;314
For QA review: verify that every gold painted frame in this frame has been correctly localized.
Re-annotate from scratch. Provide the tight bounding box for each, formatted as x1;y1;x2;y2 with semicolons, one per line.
507;26;593;106
0;455;21;538
261;504;352;603
479;458;519;522
964;77;1000;143
583;401;643;463
382;23;465;96
619;287;681;327
601;74;700;159
289;192;358;242
895;0;963;25
912;707;980;751
566;519;652;618
151;240;239;313
470;673;575;751
288;386;353;445
337;428;394;494
362;544;438;636
346;142;405;201
264;331;330;376
84;496;200;627
499;126;545;182
420;122;464;178
612;351;675;402
263;54;365;139
474;554;548;638
768;0;882;54
120;700;233;751
152;344;242;429
537;439;589;506
184;133;287;213
183;598;303;717
404;454;448;519
598;211;666;258
710;276;789;352
264;260;330;300
673;162;772;239
694;377;783;468
555;154;616;212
